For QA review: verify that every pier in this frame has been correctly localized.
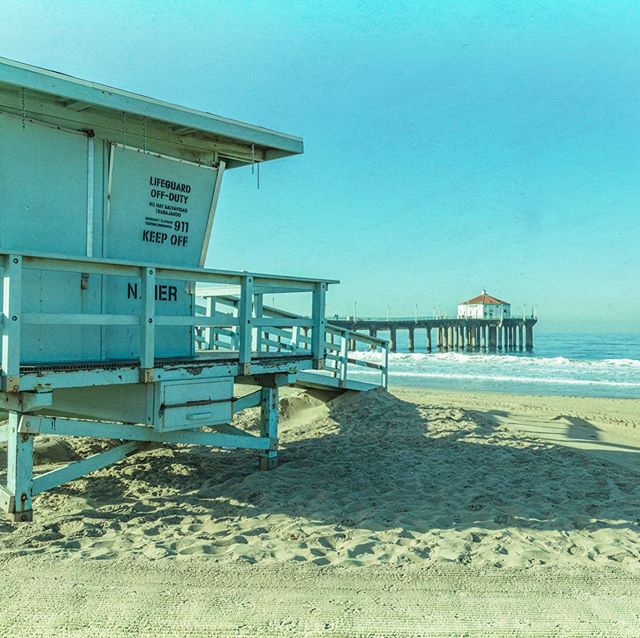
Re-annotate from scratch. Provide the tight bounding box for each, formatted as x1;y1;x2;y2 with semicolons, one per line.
330;317;538;353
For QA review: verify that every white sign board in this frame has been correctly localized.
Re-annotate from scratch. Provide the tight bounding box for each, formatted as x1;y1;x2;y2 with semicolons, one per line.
107;144;219;267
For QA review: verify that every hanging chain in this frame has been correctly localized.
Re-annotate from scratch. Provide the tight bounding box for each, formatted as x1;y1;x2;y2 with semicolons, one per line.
251;144;260;189
21;87;26;130
143;116;147;152
122;111;127;145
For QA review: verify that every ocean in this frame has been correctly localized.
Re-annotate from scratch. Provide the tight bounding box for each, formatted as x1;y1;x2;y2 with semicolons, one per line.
350;332;640;399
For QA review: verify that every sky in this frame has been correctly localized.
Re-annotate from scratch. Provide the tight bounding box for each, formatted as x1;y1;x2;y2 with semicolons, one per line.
1;0;639;332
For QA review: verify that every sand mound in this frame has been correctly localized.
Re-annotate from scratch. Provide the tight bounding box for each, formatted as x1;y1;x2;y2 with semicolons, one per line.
0;387;639;571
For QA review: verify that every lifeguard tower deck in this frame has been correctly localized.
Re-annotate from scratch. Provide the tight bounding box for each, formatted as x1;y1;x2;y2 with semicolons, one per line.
0;58;388;521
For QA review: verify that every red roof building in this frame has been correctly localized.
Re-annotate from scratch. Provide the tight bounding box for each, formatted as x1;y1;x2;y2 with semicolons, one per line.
457;290;511;319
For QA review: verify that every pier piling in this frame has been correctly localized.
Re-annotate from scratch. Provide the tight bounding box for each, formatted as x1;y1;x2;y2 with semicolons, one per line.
329;317;537;357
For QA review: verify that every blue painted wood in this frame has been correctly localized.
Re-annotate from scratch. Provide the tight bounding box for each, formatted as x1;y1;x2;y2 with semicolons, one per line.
233;390;262;413
0;485;13;512
24;416;271;451
259;387;279;471
311;282;327;370
32;441;141;496
140;267;156;371
0;57;304;160
238;276;254;375
6;411;33;517
1;255;22;385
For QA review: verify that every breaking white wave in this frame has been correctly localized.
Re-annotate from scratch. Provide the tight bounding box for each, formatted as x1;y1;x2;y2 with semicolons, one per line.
347;334;640;398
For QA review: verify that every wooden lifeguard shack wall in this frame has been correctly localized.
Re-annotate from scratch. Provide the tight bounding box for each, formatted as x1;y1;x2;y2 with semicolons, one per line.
0;57;304;364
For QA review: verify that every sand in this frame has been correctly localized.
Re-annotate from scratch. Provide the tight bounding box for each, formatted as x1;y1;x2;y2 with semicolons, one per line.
1;385;639;636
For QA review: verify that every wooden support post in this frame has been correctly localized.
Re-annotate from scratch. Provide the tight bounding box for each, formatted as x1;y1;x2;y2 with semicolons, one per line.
2;255;22;393
259;386;279;471
238;276;254;375
205;296;216;350
426;328;432;352
390;328;397;353
518;324;524;351
140;266;156;381
408;327;415;352
436;327;441;351
339;332;348;386
254;293;264;353
480;325;486;351
290;325;300;353
311;282;327;369
497;324;503;351
6;411;33;521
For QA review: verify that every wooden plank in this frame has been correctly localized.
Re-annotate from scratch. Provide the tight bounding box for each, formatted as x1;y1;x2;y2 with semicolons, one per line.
0;484;14;513
140;266;156;371
237;276;254;374
254;317;313;328
157;316;239;327
295;371;377;393
259;387;278;470
32;441;141;496
311;282;327;369
25;416;272;451
22;313;138;326
2;255;22;382
6;412;33;514
232;390;262;413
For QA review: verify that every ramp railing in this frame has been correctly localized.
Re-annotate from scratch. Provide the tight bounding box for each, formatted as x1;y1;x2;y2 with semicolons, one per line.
196;295;389;390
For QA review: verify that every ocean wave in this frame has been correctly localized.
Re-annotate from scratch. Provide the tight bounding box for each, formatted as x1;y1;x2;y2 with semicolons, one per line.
351;351;640;370
365;370;640;388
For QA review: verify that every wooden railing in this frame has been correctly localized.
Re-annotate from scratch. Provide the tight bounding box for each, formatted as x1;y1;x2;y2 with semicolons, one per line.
0;251;331;390
196;295;389;390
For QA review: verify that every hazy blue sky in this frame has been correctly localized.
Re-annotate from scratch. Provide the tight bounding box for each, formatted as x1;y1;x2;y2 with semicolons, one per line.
2;1;639;331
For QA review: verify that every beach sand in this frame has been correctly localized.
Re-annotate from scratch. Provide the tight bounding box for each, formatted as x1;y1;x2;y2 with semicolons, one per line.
1;386;639;636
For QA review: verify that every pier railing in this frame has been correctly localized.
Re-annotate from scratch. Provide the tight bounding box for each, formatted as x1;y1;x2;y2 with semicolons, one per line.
333;313;538;323
196;295;389;390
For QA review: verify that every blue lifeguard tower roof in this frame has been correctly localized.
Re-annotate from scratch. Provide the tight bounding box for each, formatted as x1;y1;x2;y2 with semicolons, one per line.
0;56;303;167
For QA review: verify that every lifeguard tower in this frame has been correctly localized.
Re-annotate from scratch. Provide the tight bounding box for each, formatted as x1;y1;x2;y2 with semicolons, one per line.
0;58;388;521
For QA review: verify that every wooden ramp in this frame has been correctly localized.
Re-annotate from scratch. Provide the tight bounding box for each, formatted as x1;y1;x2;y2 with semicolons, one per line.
195;294;389;394
295;370;380;393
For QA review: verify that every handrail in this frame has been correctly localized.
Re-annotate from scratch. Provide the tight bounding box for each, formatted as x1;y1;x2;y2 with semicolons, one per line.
0;250;337;290
331;315;538;322
196;294;389;389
